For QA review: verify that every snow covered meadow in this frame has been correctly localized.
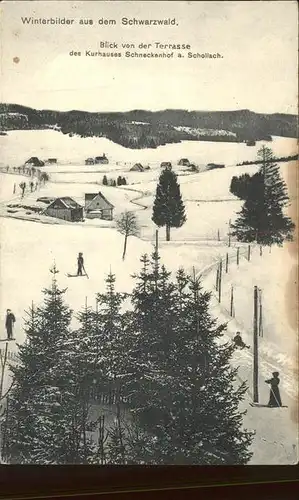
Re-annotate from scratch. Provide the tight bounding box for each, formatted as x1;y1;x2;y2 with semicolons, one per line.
0;130;297;464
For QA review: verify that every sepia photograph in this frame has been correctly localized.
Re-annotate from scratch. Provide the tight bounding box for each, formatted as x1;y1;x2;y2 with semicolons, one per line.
0;0;298;466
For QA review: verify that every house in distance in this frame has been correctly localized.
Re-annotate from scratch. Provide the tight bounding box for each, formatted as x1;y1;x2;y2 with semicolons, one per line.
130;163;150;172
85;192;114;220
178;158;190;166
85;158;95;165
160;161;172;170
95;154;109;165
25;157;45;167
44;197;84;222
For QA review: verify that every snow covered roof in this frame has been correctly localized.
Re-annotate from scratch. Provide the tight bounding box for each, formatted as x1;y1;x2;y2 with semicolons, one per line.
47;197;83;210
85;192;114;210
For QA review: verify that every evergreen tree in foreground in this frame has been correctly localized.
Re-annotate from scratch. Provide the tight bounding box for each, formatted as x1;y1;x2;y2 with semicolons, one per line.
231;146;295;245
121;253;253;464
5;266;95;464
152;168;186;241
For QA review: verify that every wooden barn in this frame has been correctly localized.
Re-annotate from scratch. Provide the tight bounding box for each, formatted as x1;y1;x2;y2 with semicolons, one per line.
160;161;172;170
130;163;144;172
206;163;225;170
95;154;109;165
178;158;190;166
25;157;45;167
85;192;114;220
85;158;95;165
44;197;84;222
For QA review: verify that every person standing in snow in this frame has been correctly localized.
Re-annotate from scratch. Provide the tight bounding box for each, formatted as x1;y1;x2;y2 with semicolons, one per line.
30;181;34;192
77;252;84;276
265;372;282;407
5;309;16;340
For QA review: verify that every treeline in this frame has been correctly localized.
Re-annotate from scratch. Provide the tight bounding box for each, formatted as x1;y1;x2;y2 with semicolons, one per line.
2;256;253;465
0;103;297;149
236;153;298;166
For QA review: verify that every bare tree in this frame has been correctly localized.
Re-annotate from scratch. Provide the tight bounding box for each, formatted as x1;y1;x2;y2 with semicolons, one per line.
116;211;140;260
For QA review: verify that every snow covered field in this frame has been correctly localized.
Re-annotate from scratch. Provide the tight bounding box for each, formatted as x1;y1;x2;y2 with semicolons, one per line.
0;129;297;167
0;131;297;464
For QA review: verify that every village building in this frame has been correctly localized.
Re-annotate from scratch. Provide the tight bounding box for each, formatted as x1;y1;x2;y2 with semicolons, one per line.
178;158;190;166
85;158;95;165
46;158;57;164
85;192;114;220
160;161;172;170
25;157;45;167
95;154;109;165
206;163;225;170
130;163;144;172
44;197;84;222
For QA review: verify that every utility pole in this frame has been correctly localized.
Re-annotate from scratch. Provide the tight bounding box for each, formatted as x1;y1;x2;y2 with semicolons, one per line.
253;286;259;403
228;219;231;247
155;229;159;254
230;285;234;317
218;260;222;303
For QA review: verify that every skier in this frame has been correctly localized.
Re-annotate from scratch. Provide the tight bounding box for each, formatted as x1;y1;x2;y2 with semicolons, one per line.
19;181;26;198
77;252;84;276
30;181;34;192
265;372;282;407
233;332;250;349
5;309;16;340
13;183;16;194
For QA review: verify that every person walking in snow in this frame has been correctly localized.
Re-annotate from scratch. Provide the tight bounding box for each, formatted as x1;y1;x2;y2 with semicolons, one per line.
5;309;16;340
30;181;34;192
265;372;282;407
19;181;26;198
77;252;84;276
233;332;250;349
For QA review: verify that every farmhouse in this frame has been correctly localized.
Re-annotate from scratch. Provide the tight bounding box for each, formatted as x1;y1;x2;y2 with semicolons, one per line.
85;192;114;220
95;154;109;165
85;158;95;165
44;197;84;222
178;158;190;166
46;158;57;164
206;163;225;170
25;157;45;167
130;163;144;172
160;161;172;170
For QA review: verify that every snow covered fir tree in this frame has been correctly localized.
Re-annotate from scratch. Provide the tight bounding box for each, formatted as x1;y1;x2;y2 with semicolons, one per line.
231;146;295;245
3;266;96;464
152;167;186;241
1;254;254;464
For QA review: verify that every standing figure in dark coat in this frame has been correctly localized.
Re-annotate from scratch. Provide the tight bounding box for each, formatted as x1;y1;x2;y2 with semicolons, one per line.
77;252;84;276
5;309;16;340
265;372;282;407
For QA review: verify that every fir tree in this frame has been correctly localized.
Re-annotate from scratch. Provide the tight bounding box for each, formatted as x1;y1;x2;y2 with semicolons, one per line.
152;169;186;241
5;266;95;464
231;146;295;245
123;255;253;464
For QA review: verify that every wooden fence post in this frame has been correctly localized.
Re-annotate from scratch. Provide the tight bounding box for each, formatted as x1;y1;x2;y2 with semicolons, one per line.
248;244;251;261
216;267;219;291
253;286;259;403
225;252;229;273
260;245;263;257
230;285;234;317
217;229;220;241
218;260;222;303
237;247;240;266
228;219;231;247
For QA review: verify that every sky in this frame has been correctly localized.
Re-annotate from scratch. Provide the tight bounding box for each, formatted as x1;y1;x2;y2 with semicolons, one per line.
0;1;298;114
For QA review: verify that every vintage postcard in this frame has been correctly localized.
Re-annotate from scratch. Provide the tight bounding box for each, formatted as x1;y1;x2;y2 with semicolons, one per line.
0;0;298;465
